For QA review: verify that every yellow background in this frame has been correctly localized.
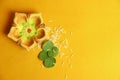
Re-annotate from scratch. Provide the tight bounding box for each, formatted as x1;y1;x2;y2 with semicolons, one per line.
0;0;120;80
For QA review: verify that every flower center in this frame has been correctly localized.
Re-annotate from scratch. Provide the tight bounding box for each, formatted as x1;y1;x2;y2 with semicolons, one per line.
27;28;31;33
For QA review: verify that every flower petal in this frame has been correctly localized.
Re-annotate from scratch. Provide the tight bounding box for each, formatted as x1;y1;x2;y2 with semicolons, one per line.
20;37;36;50
36;23;45;29
14;13;27;25
28;13;43;26
8;26;21;42
35;28;47;44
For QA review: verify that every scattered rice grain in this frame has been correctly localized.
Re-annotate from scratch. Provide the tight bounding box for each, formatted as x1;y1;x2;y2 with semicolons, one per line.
48;20;53;22
41;64;44;68
69;64;73;69
59;52;64;58
68;58;71;64
62;61;64;66
65;74;68;80
70;32;72;36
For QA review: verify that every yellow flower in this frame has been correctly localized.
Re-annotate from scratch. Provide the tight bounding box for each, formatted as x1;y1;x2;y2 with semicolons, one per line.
8;12;47;50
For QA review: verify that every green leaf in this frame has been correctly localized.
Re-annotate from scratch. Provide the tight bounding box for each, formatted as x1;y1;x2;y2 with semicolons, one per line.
42;40;54;51
48;46;59;57
38;50;49;60
43;57;56;68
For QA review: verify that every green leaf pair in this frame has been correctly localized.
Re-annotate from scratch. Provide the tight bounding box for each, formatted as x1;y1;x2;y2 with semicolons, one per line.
38;40;59;68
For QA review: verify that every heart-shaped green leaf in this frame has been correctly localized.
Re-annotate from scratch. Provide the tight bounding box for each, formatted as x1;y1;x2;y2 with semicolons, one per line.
38;50;49;60
42;40;54;51
43;57;56;68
